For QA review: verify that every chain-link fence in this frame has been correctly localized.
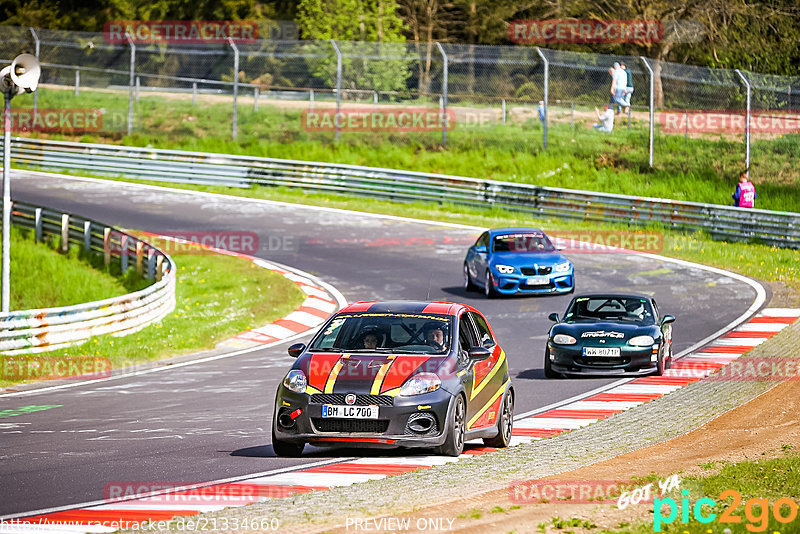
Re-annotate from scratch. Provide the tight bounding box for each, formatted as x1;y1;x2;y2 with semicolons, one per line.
2;24;799;189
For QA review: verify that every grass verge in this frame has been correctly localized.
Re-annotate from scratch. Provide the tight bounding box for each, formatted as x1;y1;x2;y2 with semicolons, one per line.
11;225;150;309
12;86;800;212
1;235;306;387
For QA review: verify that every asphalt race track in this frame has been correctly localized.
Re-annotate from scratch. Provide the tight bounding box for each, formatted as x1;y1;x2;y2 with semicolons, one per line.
0;172;764;517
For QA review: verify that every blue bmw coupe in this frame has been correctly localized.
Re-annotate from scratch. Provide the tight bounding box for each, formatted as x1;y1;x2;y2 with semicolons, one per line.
464;228;574;298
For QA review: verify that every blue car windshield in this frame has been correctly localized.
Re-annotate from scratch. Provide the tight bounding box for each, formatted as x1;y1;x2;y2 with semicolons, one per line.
493;233;555;253
564;297;656;325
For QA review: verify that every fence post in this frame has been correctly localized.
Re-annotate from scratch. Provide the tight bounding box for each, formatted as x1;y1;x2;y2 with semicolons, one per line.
29;27;39;123
373;90;378;111
640;57;654;168
331;40;342;141
502;99;506;125
310;89;314;112
253;87;259;112
103;227;111;265
135;76;140;102
136;240;144;275
570;102;574;130
735;69;751;177
75;69;80;96
83;220;91;252
120;235;129;272
156;255;164;281
125;33;135;136
535;47;548;149
228;37;239;140
61;213;69;252
436;42;448;148
34;208;42;242
192;82;197;106
147;249;155;280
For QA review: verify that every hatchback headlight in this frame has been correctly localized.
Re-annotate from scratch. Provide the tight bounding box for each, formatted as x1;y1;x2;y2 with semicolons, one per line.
552;334;577;345
399;373;441;396
554;261;572;272
628;335;656;347
283;370;307;393
495;264;515;274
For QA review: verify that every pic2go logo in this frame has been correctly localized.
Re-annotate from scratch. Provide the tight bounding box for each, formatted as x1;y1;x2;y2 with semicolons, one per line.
654;489;799;532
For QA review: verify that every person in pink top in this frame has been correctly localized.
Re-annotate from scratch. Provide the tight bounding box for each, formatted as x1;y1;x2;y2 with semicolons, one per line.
732;173;757;208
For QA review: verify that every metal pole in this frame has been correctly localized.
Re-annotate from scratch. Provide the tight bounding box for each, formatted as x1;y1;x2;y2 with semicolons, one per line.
2;89;11;312
735;69;751;177
125;33;135;136
373;91;378;112
570;102;574;130
74;69;80;96
135;76;140;102
684;111;688;140
331;40;342;141
192;82;197;106
228;38;239;140
310;89;314;112
253;87;259;112
502;99;506;125
30;28;39;124
436;42;448;148
535;47;548;149
640;57;654;167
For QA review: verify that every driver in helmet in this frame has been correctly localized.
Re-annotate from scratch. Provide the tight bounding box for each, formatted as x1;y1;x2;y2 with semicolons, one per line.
423;322;448;351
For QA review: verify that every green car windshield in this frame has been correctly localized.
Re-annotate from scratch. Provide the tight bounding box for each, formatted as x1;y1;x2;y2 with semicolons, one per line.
310;313;453;354
564;297;656;325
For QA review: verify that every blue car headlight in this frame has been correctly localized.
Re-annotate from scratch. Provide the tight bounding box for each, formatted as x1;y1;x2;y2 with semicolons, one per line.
554;261;572;273
495;264;515;274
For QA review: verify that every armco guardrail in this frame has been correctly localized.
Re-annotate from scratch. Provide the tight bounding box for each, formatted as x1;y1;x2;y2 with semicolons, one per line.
9;137;800;249
1;201;175;354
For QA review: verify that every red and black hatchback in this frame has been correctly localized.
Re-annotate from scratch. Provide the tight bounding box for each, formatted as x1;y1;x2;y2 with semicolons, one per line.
272;301;514;457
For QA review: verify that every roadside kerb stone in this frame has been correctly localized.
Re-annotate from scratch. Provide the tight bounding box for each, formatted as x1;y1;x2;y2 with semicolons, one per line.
125;317;799;534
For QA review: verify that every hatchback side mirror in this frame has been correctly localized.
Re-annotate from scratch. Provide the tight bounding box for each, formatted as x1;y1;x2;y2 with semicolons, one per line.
475;245;487;253
548;313;560;322
467;346;491;362
661;315;676;325
288;343;306;358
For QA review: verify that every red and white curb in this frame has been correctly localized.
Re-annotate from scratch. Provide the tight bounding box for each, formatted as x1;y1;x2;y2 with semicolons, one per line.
4;308;797;533
142;234;343;350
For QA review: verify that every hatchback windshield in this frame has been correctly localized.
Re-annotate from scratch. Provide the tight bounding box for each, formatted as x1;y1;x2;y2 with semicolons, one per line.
492;233;555;253
564;297;656;325
309;313;453;354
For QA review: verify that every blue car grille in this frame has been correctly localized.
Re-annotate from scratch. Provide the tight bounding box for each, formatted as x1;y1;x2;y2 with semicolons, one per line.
521;266;552;275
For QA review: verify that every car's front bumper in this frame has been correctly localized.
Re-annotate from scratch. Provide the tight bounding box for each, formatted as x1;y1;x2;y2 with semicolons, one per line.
493;272;573;295
548;343;659;376
273;387;454;449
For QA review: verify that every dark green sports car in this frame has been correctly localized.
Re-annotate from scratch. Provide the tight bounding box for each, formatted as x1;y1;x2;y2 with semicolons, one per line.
545;294;675;377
